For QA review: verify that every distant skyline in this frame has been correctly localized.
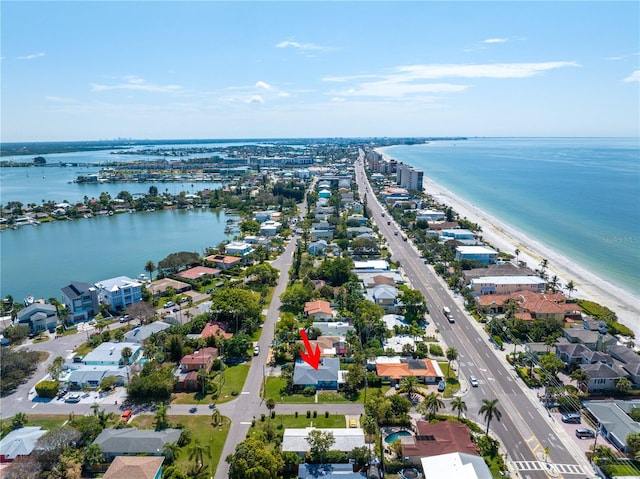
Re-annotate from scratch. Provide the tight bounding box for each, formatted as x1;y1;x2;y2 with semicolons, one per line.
2;1;639;142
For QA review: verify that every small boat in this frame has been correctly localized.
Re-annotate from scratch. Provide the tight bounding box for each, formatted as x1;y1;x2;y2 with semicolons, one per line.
24;295;35;306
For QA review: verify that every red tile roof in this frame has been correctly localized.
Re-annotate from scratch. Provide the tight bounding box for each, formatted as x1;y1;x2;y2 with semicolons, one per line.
376;359;438;380
402;421;479;458
204;254;242;265
177;266;221;280
304;300;333;316
200;322;233;340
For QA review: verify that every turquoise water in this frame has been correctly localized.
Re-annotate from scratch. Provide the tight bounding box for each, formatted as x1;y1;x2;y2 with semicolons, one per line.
0;208;232;301
381;138;640;295
384;430;412;443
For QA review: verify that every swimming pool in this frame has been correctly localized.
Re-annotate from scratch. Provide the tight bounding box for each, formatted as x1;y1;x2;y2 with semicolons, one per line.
384;430;412;443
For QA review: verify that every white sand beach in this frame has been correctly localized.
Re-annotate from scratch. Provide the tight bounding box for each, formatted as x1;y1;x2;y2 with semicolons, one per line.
420;175;639;339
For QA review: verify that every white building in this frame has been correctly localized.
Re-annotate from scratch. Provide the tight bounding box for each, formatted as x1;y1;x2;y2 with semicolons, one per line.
225;241;255;256
470;276;546;295
421;452;492;479
282;428;365;456
95;276;142;312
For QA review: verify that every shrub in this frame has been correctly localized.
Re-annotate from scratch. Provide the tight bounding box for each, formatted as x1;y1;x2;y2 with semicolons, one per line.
325;411;329;418
306;410;311;418
271;410;276;419
302;386;316;396
429;344;443;356
260;413;266;422
295;411;298;418
313;410;317;418
35;380;59;398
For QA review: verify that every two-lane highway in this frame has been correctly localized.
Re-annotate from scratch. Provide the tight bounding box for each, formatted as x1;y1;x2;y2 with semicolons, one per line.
355;153;592;478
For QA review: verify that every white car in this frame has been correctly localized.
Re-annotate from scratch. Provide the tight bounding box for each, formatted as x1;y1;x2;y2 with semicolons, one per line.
469;376;479;387
253;345;260;356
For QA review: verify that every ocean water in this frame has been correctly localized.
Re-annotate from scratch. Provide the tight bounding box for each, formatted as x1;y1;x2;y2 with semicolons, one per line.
381;137;640;296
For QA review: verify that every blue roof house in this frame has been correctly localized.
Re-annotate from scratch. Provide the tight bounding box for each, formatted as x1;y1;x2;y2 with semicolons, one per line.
293;357;340;390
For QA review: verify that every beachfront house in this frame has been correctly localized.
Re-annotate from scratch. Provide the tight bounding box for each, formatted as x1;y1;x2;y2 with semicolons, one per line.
61;281;100;322
470;276;547;295
95;276;142;313
455;245;499;264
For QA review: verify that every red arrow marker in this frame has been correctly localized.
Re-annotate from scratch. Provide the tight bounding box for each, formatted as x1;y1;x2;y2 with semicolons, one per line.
299;329;321;370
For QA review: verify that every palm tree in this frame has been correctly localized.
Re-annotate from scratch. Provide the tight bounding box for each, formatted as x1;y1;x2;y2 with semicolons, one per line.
445;347;458;379
615;377;632;394
514;248;520;264
187;440;208;473
539;258;549;275
154;403;169;431
162;442;181;466
419;392;444;420
144;260;156;281
570;368;590;392
450;396;467;420
120;347;133;365
400;376;419;400
361;414;378;442
266;397;276;424
565;280;576;299
479;398;502;435
548;275;560;293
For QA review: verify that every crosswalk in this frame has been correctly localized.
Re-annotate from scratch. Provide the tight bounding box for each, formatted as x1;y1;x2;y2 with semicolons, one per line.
513;461;585;474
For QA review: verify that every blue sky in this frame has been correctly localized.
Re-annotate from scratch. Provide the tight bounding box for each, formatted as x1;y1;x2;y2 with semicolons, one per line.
2;1;638;141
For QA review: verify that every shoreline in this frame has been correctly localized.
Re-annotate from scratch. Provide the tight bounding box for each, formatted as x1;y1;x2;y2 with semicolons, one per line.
377;150;639;339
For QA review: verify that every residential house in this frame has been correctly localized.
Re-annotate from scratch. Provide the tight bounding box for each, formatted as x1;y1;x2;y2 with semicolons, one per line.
67;365;129;389
580;362;625;394
455;245;498;264
204;254;242;270
177;266;221;281
357;271;404;287
308;240;340;257
476;290;579;321
416;209;445;222
304;300;334;321
463;263;536;285
583;400;640;452
93;428;181;459
347;214;367;226
102;456;164;479
383;335;420;354
607;345;640;386
260;220;282;236
180;347;219;372
311;321;354;337
293;357;341;390
124;321;172;344
282;428;365;457
318;189;332;199
146;278;191;296
300;336;348;357
382;314;410;331
441;229;475;241
95;276;142;313
61;281;100;322
352;260;389;272
310;221;335;241
421;452;492;479
375;357;444;386
254;210;275;223
83;342;142;366
470;276;546;296
200;322;233;341
402;421;479;465
16;303;59;332
366;284;399;313
562;327;617;351
346;226;374;238
0;427;46;463
224;241;255;257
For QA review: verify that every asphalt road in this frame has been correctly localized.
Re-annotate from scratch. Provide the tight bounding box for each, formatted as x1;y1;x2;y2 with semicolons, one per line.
354;154;595;479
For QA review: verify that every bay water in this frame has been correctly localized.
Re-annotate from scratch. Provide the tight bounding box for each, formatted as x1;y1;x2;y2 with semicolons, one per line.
381;137;640;296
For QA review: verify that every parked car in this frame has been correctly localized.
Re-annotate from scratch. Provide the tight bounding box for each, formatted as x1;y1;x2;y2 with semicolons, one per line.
120;409;133;422
172;307;180;313
437;380;446;392
393;230;399;236
65;394;81;403
575;428;595;439
73;355;84;363
561;413;581;424
163;301;176;309
469;376;479;387
349;419;357;428
253;345;260;356
387;221;391;225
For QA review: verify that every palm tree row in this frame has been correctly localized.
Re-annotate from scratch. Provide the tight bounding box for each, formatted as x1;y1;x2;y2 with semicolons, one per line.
416;394;502;436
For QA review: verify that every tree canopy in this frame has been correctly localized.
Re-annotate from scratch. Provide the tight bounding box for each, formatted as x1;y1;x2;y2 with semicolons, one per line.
158;251;200;273
227;437;284;479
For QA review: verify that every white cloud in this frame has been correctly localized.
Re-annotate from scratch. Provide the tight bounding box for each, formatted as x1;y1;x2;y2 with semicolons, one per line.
483;38;508;44
45;96;77;103
275;39;333;54
18;52;46;60
91;76;183;93
247;95;264;104
255;81;272;90
623;70;640;82
324;61;579;101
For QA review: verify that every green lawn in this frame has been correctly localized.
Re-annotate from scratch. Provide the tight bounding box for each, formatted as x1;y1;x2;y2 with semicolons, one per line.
250;413;348;433
131;414;230;478
172;363;251;405
265;377;389;404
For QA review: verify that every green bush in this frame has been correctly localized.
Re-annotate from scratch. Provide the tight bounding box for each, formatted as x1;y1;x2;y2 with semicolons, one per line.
429;344;443;356
35;380;59;398
302;386;316;396
306;410;311;418
313;410;317;418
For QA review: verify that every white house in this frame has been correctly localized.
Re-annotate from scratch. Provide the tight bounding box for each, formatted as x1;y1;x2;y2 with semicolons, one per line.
95;276;142;313
282;428;365;457
225;241;255;256
470;276;546;295
259;220;282;237
16;303;59;332
421;452;492;479
83;341;142;366
455;246;499;264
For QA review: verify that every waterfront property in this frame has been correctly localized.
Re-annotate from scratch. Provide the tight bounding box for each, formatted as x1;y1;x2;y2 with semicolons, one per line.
204;254;242;270
95;276;142;312
61;281;100;322
470;276;546;295
455;245;499;264
146;278;191;296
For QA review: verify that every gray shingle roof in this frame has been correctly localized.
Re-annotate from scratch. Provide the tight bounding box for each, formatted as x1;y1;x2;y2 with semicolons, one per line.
293;358;339;386
94;428;181;454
